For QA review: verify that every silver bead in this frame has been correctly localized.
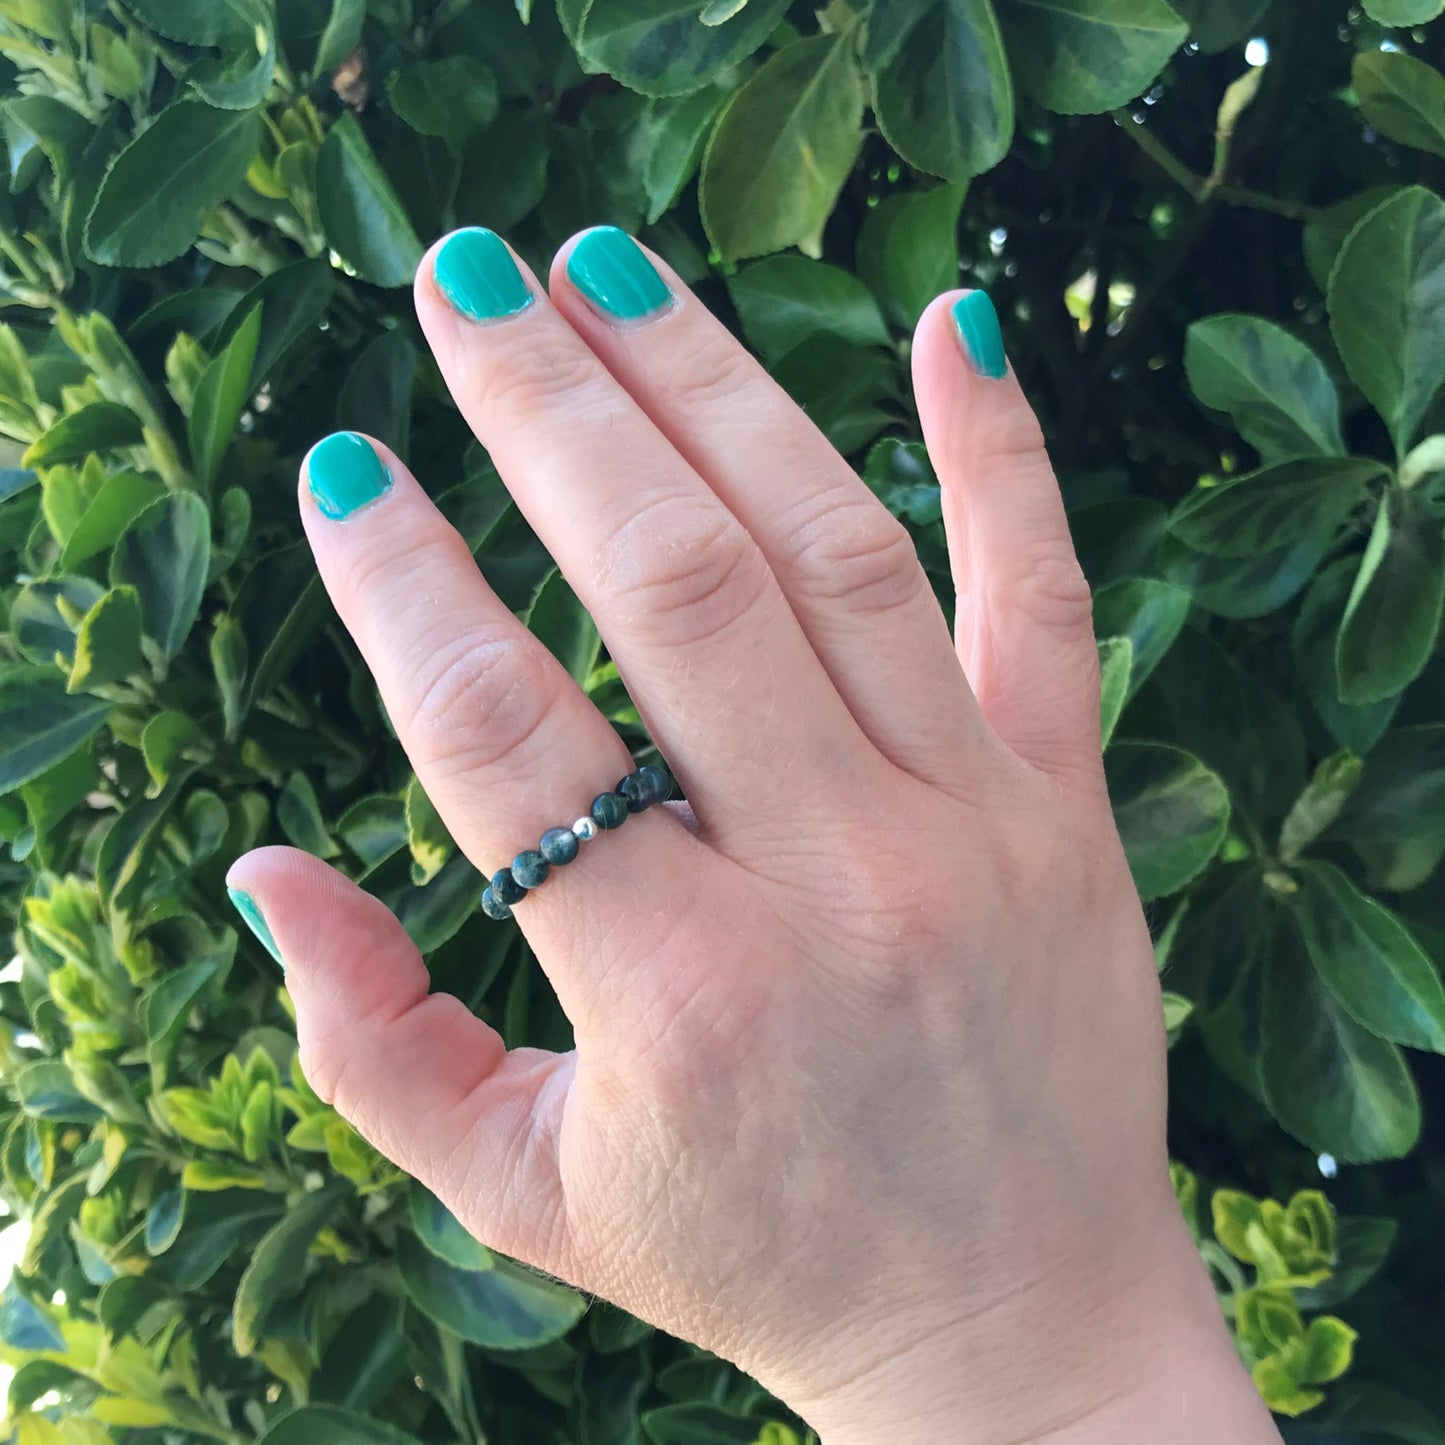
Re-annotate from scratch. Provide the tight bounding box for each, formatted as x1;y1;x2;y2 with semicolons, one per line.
572;816;599;842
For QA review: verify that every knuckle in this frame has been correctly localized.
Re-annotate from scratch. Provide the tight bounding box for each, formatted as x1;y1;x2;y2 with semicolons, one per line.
475;342;611;423
790;498;927;617
664;330;763;415
598;497;775;649
403;629;559;778
995;536;1094;636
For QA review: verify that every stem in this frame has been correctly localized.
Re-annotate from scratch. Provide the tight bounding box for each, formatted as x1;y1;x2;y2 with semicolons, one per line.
1112;111;1321;221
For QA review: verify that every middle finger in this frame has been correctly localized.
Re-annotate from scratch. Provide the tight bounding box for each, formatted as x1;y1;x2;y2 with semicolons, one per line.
414;229;874;835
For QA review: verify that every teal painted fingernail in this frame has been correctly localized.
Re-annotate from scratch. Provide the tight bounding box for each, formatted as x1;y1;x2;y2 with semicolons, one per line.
228;888;283;966
567;227;673;322
433;227;534;322
307;431;392;520
952;291;1007;380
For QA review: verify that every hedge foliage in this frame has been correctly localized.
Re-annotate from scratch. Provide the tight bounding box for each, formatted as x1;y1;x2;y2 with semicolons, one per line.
0;0;1443;1440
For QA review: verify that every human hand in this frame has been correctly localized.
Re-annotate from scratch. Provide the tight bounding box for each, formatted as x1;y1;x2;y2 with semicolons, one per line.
228;226;1281;1444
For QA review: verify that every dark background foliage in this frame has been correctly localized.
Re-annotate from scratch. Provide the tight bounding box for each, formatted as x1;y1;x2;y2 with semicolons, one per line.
0;0;1443;1440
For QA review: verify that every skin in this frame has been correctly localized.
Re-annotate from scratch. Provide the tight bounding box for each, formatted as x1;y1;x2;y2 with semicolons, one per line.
228;231;1286;1445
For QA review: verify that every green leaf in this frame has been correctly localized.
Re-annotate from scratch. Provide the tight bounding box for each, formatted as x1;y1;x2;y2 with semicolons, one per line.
216;258;336;387
1106;741;1230;901
336;795;408;868
577;0;791;98
728;256;889;362
1278;751;1362;865
85;101;261;268
316;0;367;73
20;748;100;849
1363;0;1445;22
998;0;1188;116
68;585;145;693
1334;725;1445;893
1161;529;1328;619
872;0;1013;182
1354;51;1445;162
0;1288;66;1353
1298;1215;1398;1309
123;0;246;44
233;1184;346;1356
110;493;212;661
643;88;728;224
141;952;228;1048
1260;921;1421;1163
524;569;603;685
189;303;260;488
1299;1315;1358;1385
278;772;338;858
855;182;965;329
316;112;425;288
337;330;417;458
0;668;112;793
641;1405;764;1445
1168;458;1384;559
1167;0;1267;51
580;1342;653;1445
388;58;499;151
0;466;36;501
151;1189;285;1291
1090;577;1191;698
312;1294;407;1412
145;1186;186;1255
14;1060;103;1123
1293;559;1401;755
396;1231;587;1349
259;1406;424;1445
1290;861;1445;1053
141;709;206;793
11;576;104;667
1098;636;1132;748
408;1182;494;1271
1335;490;1445;706
404;775;452;885
1184;314;1345;460
700;34;865;262
393;853;483;953
1304;187;1406;294
59;470;164;570
1328;186;1445;456
189;2;277;111
23;402;144;469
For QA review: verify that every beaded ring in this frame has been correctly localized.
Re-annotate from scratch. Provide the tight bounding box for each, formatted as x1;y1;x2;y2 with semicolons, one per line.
481;763;673;920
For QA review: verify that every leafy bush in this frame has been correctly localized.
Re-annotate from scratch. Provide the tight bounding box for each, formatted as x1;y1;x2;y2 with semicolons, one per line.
0;0;1444;1439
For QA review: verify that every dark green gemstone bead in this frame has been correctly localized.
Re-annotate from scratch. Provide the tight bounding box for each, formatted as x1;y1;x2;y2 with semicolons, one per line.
491;867;527;905
638;763;672;804
591;791;628;829
540;826;579;865
618;773;651;813
481;886;512;921
512;849;549;889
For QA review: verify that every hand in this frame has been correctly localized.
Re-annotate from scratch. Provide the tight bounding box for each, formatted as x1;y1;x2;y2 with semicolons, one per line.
228;226;1281;1444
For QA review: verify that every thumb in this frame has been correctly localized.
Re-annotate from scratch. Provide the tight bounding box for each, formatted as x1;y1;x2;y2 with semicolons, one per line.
225;846;573;1272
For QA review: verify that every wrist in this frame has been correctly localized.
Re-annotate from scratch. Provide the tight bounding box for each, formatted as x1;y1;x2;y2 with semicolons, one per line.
767;1208;1283;1445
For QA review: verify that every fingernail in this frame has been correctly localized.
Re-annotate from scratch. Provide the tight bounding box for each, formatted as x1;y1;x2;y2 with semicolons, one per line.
227;887;283;966
567;227;673;323
952;291;1007;380
433;227;534;322
306;431;392;521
